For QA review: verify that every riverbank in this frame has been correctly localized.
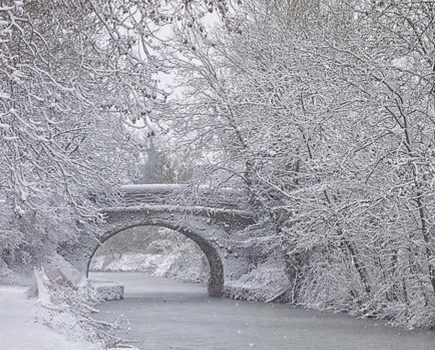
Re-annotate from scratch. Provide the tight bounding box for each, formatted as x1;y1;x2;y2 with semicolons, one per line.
0;285;100;350
90;252;208;284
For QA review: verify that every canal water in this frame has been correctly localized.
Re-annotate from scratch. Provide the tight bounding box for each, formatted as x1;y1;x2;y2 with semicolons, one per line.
90;272;435;350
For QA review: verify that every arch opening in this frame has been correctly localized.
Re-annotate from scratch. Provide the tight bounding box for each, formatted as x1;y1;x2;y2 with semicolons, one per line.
87;221;224;297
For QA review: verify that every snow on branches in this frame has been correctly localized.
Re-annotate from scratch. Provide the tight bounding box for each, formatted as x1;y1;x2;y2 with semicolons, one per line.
164;0;435;328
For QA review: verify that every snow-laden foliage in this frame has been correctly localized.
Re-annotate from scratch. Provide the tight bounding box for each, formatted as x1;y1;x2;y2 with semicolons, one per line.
2;0;435;333
0;0;225;270
0;0;242;273
165;0;435;328
0;1;144;270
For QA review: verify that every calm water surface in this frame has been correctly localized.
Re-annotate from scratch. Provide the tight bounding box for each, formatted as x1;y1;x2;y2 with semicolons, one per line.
90;272;435;350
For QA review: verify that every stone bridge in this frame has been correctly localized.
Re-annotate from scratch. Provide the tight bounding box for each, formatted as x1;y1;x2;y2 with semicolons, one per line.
67;184;258;297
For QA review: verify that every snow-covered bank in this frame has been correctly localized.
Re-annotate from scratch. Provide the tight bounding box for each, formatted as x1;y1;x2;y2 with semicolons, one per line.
224;263;290;302
91;252;208;283
88;279;125;301
0;254;129;350
0;285;100;350
92;251;290;303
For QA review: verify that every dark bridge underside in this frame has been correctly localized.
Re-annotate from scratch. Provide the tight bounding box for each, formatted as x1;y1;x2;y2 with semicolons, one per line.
87;214;225;297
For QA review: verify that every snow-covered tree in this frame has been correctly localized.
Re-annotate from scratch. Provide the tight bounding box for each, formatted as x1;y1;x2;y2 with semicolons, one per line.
164;0;435;328
0;0;231;270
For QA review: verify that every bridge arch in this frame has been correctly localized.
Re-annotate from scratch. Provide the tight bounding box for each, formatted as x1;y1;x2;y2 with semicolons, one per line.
87;217;224;297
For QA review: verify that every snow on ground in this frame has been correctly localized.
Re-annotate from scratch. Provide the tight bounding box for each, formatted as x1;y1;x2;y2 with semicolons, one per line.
0;285;101;350
91;252;208;283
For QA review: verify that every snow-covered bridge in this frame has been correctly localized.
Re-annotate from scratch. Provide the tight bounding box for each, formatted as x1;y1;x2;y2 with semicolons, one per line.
68;184;257;297
102;184;256;227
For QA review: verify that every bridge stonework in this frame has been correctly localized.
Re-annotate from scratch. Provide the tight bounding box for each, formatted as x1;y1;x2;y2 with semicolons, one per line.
66;185;257;297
